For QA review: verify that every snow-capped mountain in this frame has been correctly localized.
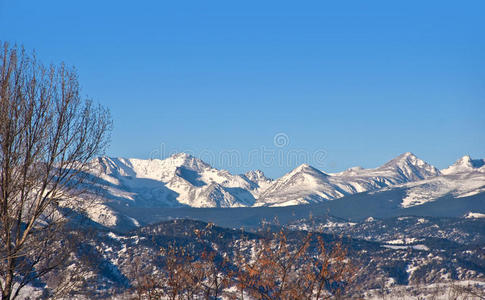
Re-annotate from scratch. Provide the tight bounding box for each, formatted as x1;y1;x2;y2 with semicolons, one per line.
254;164;339;206
334;154;485;210
91;153;270;208
375;152;441;181
441;155;485;175
255;152;442;206
79;152;485;229
399;155;485;208
242;170;273;195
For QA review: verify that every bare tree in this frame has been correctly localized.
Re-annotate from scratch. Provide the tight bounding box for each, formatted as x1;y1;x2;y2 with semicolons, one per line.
232;230;356;299
138;226;231;300
451;281;485;300
0;42;112;300
130;224;357;299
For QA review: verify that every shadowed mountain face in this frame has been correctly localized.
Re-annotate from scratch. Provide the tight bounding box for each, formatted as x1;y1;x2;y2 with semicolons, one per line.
471;159;485;168
175;166;206;187
76;153;485;230
90;154;269;208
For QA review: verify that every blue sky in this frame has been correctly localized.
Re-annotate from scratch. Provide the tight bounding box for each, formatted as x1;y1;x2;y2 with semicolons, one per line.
1;0;484;178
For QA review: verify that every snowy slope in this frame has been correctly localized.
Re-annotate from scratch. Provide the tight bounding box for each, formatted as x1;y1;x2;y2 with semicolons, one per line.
441;155;485;175
255;164;341;206
90;153;271;208
399;155;485;208
77;152;485;229
256;152;442;206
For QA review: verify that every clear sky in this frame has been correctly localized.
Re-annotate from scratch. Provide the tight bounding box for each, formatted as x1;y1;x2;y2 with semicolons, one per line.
1;0;484;178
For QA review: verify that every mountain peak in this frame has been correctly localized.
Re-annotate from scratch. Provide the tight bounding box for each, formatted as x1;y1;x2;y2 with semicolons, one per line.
296;163;311;170
395;152;417;160
285;164;328;179
385;152;425;166
165;152;210;171
169;152;195;160
381;152;440;180
292;163;321;173
244;170;269;181
339;166;364;175
455;155;484;168
442;155;485;175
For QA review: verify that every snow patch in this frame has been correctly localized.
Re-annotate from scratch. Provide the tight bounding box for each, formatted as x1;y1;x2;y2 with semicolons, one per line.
464;212;485;219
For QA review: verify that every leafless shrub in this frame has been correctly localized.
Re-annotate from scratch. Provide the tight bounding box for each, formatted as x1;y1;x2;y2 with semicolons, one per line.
131;226;357;299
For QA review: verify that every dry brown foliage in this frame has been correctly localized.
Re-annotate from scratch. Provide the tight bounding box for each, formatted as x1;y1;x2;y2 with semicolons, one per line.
132;226;357;300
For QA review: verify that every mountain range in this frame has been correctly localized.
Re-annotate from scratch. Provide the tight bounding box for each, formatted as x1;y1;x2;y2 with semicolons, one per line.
79;152;485;229
23;152;485;298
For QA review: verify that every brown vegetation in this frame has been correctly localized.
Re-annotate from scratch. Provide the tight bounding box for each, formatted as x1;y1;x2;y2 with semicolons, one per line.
131;225;356;299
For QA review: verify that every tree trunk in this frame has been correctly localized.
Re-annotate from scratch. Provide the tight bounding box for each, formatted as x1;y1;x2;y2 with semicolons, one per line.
2;257;14;300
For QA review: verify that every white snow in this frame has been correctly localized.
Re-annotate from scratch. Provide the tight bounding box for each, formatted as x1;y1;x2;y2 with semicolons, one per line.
257;152;442;207
69;153;485;229
464;212;485;219
90;154;272;208
401;171;485;208
441;155;485;175
364;281;485;300
382;244;429;251
386;238;422;244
